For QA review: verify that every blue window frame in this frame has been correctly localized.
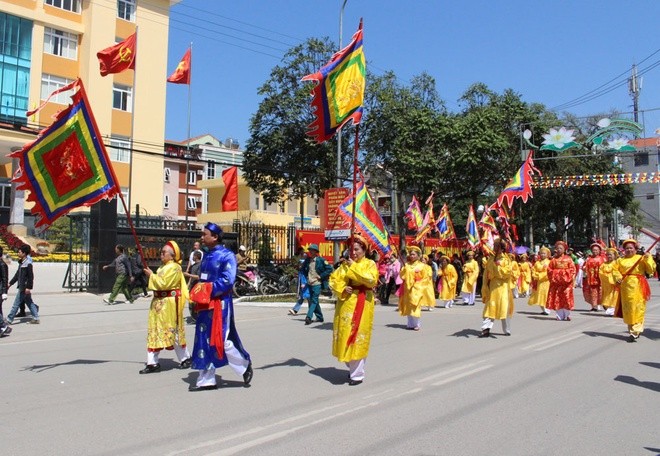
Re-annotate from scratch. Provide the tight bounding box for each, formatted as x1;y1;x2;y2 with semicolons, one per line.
0;13;32;125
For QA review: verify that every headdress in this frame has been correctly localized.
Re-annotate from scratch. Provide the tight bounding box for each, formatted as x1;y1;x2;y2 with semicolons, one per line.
204;222;223;237
605;247;619;257
554;240;568;250
539;246;551;255
622;238;637;248
165;240;182;264
407;245;422;254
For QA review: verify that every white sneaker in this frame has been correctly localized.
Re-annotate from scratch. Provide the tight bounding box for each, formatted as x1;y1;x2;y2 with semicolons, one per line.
103;298;116;305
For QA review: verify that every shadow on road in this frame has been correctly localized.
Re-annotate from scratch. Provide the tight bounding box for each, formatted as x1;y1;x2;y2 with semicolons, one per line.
643;447;660;454
640;362;660;370
309;322;333;331
450;328;481;338
22;358;139;373
258;357;310;370
641;328;660;341
309;366;348;385
385;323;409;330
583;331;629;341
614;375;660;393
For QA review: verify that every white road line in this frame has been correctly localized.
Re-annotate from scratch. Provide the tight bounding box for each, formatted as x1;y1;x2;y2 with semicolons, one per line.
430;364;494;386
415;360;486;383
522;331;584;351
531;332;585;351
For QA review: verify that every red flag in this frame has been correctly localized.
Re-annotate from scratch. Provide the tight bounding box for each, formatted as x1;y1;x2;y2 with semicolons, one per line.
221;166;238;211
97;32;137;76
167;48;191;84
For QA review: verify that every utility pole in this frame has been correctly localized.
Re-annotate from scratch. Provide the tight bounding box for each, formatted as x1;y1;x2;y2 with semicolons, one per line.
628;64;641;123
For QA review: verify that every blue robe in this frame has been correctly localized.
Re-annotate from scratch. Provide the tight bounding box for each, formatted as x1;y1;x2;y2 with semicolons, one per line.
191;244;250;369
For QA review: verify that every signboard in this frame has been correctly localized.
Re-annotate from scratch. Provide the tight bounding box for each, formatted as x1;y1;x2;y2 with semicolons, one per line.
320;187;350;231
324;229;351;240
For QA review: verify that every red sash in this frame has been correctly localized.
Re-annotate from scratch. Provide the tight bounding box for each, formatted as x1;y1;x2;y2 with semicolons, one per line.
209;298;224;358
346;285;370;347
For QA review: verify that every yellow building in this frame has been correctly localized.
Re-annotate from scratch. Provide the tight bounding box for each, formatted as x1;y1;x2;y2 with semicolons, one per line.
0;0;178;231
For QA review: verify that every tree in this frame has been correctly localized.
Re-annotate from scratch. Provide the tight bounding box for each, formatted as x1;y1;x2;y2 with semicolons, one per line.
244;38;351;205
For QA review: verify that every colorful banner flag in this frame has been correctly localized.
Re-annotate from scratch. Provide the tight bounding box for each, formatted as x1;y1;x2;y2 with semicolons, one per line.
9;79;120;228
167;48;191;84
480;227;494;256
337;179;391;255
496;151;541;208
97;32;137;77
221;166;239;211
466;205;479;249
414;193;435;243
478;208;497;233
302;20;366;144
405;195;424;231
436;204;456;241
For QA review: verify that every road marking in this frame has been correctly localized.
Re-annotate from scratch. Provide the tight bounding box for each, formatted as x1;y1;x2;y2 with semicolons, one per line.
531;332;584;351
430;365;494;386
415;360;485;383
522;331;585;351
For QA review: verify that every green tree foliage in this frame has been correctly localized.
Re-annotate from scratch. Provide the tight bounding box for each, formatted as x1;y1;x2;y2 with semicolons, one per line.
244;37;349;204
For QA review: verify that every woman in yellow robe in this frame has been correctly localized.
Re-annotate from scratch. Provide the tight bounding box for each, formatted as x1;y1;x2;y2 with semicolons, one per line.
421;255;437;310
460;251;479;305
518;254;532;298
599;248;621;316
329;236;378;385
140;240;191;374
398;245;432;330
614;239;656;342
510;255;520;304
438;255;458;308
479;239;512;338
528;247;550;315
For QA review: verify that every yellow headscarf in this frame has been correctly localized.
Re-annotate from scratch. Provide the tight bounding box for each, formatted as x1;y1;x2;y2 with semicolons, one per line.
165;240;182;264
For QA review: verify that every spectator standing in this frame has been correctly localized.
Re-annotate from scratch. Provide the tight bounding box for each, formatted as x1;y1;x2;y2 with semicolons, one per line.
0;247;11;336
186;241;203;273
288;250;309;315
300;244;334;325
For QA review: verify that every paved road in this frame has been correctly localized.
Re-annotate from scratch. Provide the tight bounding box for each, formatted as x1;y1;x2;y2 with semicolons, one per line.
1;263;659;455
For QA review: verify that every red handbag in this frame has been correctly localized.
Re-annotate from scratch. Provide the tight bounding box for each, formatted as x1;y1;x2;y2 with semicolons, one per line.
189;282;212;304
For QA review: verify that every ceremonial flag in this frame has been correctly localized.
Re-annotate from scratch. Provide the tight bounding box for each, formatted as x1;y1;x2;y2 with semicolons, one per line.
405;195;424;231
478;208;497;233
480;228;494;256
167;48;191;84
9;79;120;228
466;205;479;249
302;20;366;144
436;204;456;241
496;151;541;208
337;179;391;255
221;166;239;211
97;32;137;77
414;196;435;243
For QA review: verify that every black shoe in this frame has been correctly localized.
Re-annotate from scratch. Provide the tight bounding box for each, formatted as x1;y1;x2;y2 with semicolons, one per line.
16;312;26;318
348;379;363;386
243;362;253;386
0;326;11;337
139;363;161;374
304;317;312;325
188;384;218;392
478;329;490;338
179;358;192;369
589;308;598;312
315;319;324;323
627;335;639;343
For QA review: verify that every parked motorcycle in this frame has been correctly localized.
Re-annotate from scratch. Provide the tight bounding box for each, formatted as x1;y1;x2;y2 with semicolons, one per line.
233;267;261;298
259;262;296;295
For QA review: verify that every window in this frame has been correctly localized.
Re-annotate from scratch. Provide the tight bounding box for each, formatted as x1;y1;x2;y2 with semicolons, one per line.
41;74;73;104
254;196;260;210
163;194;169;208
186;196;197;210
113;84;132;111
117;188;129;214
117;0;136;21
206;161;216;179
45;0;81;13
44;27;77;59
187;170;196;185
646;194;654;200
0;183;11;208
634;152;649;167
164;168;171;183
108;137;130;163
0;13;32;125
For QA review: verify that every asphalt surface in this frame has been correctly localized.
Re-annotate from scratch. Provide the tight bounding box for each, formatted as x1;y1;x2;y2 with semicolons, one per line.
1;263;659;455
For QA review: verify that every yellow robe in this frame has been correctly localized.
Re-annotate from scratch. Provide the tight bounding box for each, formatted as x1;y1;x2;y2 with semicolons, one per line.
528;258;550;307
399;260;433;317
461;259;479;293
147;260;189;350
518;261;532;295
598;260;621;310
481;256;490;303
482;254;512;320
439;264;458;300
329;258;378;363
614;255;655;326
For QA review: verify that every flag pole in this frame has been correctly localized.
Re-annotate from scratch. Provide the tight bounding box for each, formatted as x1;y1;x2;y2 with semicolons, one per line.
349;125;360;250
126;27;138;220
184;42;193;225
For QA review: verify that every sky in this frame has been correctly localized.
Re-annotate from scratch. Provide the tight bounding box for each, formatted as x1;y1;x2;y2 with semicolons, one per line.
164;0;660;148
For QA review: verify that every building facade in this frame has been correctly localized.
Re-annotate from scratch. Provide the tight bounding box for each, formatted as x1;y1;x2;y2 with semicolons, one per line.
0;0;178;231
625;137;660;233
